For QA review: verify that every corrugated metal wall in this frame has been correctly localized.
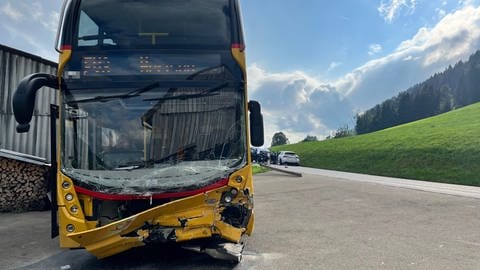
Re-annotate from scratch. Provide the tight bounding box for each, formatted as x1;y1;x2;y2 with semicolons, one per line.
149;88;239;161
0;44;58;162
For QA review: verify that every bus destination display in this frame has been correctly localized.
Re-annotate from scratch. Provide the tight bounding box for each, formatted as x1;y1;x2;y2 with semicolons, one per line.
82;54;221;76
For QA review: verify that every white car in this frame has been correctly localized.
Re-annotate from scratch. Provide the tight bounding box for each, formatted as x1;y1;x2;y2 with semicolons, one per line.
277;151;300;165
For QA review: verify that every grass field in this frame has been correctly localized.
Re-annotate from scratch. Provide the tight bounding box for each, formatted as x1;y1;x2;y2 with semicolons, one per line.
272;103;480;186
252;164;270;174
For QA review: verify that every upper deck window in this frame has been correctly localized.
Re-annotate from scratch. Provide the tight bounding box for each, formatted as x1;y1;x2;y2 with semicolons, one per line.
76;0;231;50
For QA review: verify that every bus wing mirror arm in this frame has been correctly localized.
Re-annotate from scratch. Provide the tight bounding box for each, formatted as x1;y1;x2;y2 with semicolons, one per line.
13;73;61;133
248;100;264;147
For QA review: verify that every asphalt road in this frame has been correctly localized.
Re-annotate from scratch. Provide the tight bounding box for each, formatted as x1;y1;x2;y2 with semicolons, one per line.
3;170;480;270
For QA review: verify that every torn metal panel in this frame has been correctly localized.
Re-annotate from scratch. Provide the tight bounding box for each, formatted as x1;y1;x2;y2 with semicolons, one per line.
66;185;245;259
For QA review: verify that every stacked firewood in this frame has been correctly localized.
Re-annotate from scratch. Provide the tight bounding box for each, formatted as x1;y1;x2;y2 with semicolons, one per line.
0;157;50;212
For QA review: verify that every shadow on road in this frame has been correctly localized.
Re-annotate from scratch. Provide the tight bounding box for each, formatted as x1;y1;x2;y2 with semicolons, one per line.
15;244;259;270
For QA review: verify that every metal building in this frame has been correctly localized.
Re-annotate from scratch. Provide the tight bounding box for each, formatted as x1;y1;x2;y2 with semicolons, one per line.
0;44;58;162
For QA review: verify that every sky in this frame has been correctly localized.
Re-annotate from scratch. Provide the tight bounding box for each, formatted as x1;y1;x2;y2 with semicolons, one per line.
2;0;480;145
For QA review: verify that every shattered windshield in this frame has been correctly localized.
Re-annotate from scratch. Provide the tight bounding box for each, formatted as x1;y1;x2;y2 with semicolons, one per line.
61;83;246;195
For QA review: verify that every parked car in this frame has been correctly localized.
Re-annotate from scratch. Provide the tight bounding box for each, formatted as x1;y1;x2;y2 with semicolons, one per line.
277;151;300;165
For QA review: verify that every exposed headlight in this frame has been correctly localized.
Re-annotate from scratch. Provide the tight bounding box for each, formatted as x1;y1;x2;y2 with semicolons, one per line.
222;188;239;204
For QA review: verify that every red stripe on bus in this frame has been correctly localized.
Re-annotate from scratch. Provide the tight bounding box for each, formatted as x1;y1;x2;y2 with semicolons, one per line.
74;178;229;201
231;43;245;50
61;45;72;50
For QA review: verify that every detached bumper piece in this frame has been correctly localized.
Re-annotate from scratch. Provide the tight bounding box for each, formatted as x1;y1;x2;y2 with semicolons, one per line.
183;238;246;263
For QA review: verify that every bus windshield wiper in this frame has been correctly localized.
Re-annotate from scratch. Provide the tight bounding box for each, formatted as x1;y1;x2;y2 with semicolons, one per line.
186;64;225;80
71;82;161;104
113;161;147;171
143;82;228;102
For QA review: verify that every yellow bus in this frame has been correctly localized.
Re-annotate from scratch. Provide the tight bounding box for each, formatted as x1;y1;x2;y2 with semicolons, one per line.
12;0;263;262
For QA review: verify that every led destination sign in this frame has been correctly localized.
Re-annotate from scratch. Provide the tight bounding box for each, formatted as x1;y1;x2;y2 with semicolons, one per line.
81;54;221;77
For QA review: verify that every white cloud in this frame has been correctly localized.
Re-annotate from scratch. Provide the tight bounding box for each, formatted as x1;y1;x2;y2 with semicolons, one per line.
340;5;480;109
400;6;480;66
26;1;59;33
459;0;475;6
436;8;447;18
0;2;23;21
2;24;54;59
248;64;354;145
327;62;342;72
1;1;59;32
378;0;417;23
368;44;383;56
0;1;60;61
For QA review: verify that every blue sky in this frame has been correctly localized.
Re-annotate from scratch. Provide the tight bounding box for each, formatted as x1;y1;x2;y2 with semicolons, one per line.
242;0;461;78
2;0;480;145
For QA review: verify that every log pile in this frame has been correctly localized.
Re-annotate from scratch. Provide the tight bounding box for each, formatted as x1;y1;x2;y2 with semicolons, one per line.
0;157;50;212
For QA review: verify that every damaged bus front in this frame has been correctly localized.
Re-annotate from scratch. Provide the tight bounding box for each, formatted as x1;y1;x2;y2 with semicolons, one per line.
12;0;263;262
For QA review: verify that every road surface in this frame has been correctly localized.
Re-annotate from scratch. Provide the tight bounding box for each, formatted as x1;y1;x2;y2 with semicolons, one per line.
3;170;480;269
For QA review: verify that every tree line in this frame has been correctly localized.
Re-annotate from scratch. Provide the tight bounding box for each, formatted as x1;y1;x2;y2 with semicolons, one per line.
355;50;480;134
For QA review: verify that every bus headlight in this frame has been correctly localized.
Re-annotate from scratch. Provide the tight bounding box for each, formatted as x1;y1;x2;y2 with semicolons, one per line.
222;188;239;204
224;195;233;203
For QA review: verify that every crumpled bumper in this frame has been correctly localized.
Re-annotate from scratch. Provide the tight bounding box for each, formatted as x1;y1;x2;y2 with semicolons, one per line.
67;185;252;259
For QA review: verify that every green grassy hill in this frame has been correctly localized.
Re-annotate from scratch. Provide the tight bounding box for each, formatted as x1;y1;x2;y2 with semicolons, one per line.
272;102;480;186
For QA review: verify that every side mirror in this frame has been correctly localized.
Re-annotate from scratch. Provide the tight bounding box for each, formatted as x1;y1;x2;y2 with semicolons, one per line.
248;100;264;147
13;73;60;133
